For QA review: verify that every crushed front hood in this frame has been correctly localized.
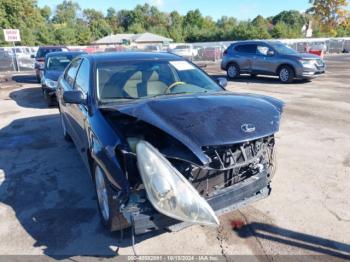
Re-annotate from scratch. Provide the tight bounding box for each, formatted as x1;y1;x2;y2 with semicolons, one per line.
101;92;283;164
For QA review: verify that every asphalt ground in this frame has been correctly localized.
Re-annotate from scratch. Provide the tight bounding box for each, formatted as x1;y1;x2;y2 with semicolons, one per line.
0;55;349;261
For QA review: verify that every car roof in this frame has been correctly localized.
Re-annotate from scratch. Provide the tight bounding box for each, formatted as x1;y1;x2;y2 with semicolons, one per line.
45;51;87;57
38;46;67;49
86;52;183;63
232;40;282;45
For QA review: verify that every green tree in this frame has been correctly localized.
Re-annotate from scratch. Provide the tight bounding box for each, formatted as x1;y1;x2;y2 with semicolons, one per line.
308;0;349;34
83;8;112;40
216;16;237;40
251;15;271;39
0;0;48;45
106;7;122;33
40;5;52;22
52;0;80;25
272;10;306;28
270;21;301;38
167;11;184;42
75;19;92;44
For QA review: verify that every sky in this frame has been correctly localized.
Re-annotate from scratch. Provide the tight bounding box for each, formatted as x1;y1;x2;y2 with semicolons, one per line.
37;0;312;21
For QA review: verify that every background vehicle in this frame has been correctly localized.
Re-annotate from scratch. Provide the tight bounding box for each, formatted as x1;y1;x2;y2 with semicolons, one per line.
41;51;86;106
203;46;222;61
56;52;283;235
0;50;13;71
143;45;161;52
104;46;127;52
170;44;198;60
221;40;326;83
34;46;68;83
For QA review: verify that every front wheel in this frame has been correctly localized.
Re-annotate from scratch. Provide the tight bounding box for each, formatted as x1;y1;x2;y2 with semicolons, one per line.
94;164;130;232
44;90;54;107
278;66;295;83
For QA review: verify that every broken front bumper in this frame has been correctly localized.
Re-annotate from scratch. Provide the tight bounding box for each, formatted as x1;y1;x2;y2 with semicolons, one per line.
129;170;271;235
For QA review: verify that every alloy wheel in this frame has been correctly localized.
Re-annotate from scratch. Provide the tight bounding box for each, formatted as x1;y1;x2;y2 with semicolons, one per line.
228;65;237;78
280;68;289;82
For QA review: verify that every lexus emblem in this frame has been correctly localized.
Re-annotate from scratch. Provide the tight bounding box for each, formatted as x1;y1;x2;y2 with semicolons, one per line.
241;123;256;133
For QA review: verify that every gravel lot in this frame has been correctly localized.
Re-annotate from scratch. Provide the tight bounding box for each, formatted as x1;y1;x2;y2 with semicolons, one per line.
0;55;349;260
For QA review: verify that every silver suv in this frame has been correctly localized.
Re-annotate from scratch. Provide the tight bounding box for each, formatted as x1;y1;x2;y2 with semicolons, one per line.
221;41;326;83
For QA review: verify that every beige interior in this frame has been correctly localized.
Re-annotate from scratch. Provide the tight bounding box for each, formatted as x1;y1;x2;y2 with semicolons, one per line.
124;71;142;97
146;71;168;96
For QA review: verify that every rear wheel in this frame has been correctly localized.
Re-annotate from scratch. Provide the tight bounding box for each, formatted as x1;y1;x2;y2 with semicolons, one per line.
226;63;240;79
94;164;130;232
278;66;295;83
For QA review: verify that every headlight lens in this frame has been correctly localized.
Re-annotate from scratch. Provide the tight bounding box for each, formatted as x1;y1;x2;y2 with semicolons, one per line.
136;140;219;227
300;59;316;68
45;78;58;88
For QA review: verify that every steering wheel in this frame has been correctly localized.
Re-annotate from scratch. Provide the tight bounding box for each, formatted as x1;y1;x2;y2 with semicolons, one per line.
164;81;186;94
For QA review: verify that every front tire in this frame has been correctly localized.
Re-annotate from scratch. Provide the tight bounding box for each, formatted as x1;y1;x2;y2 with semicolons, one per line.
44;90;54;107
226;63;240;79
278;66;295;83
94;165;130;232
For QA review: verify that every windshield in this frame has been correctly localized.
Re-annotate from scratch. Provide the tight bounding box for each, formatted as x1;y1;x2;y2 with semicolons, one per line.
96;60;222;102
46;55;74;71
270;43;298;55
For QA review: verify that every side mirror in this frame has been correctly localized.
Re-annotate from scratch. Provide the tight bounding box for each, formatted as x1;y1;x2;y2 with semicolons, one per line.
216;77;228;88
31;54;35;59
267;50;275;56
63;90;86;105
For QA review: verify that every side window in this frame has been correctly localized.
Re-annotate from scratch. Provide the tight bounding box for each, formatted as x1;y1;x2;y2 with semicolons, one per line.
257;45;269;55
235;44;257;54
65;58;81;88
74;59;90;93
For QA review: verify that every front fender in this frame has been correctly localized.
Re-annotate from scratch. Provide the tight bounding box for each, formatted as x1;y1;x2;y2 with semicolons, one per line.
90;132;130;197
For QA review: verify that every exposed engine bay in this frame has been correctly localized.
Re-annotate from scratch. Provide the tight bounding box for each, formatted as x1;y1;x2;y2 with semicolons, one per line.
101;106;279;234
172;136;276;197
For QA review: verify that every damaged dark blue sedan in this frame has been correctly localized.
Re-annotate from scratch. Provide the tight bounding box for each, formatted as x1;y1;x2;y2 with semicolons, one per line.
56;52;283;235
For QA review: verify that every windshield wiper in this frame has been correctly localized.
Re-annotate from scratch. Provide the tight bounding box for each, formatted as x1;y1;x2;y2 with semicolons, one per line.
150;92;193;98
99;97;138;105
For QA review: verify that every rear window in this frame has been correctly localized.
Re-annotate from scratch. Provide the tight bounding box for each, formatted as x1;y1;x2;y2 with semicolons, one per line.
234;44;257;54
36;47;67;58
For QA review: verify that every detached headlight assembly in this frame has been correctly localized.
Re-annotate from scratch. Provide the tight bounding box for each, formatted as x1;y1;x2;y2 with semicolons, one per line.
45;78;58;88
136;140;219;227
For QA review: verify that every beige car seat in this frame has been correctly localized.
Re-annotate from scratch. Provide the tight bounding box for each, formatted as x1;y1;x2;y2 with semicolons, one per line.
146;71;168;96
124;71;142;98
99;69;116;99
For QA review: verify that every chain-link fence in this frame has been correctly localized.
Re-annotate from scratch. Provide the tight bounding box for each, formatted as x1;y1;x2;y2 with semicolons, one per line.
0;48;35;72
1;37;350;72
